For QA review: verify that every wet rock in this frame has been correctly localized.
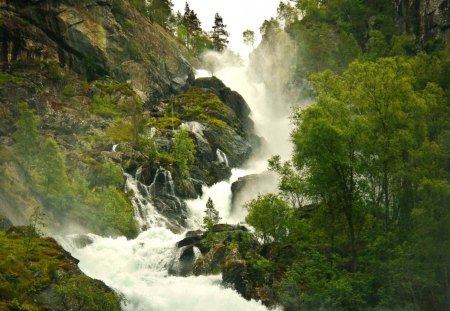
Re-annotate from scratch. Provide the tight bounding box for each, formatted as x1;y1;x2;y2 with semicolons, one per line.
193;243;227;276
168;245;199;276
222;248;249;298
230;171;278;213
70;235;94;248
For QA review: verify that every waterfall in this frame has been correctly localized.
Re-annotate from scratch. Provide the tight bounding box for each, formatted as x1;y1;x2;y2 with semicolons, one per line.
216;149;229;166
124;169;170;230
112;144;119;152
57;50;294;310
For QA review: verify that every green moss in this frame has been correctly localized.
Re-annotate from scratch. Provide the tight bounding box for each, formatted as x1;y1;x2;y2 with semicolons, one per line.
62;84;76;97
147;116;182;129
169;87;231;128
91;95;121;118
0;230;122;310
94;79;134;96
0;72;26;84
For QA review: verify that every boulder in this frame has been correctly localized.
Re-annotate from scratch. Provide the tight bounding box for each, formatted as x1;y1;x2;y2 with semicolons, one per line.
230;171;278;213
168;245;199;276
222;248;250;298
193;243;227;276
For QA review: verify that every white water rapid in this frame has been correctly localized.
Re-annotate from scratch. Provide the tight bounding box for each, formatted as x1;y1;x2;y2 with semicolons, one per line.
58;51;293;311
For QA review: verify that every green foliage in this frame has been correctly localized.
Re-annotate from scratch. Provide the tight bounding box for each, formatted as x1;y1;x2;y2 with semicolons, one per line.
91;95;121;118
147;0;173;28
171;128;195;178
13;102;40;164
279;54;449;309
211;13;229;52
10;105;137;237
91;160;124;188
95;186;138;238
245;194;293;244
54;275;122;311
268;155;304;208
0;72;26;84
202;198;221;246
0;230;121;310
242;29;255;47
169;87;230;129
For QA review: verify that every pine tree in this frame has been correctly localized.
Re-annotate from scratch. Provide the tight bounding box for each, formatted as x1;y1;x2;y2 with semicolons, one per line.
181;3;202;49
202;198;221;244
211;13;229;52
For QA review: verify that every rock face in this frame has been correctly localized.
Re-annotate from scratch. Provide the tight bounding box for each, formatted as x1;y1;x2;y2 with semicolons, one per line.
222;248;250;298
193;76;254;135
193;243;227;276
230;171;278;213
0;0;194;103
395;0;450;42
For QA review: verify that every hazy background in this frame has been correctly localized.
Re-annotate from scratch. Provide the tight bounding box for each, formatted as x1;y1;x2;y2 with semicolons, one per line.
172;0;281;57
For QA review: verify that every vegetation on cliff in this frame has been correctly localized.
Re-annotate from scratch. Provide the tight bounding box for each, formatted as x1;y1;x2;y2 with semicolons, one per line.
0;226;122;311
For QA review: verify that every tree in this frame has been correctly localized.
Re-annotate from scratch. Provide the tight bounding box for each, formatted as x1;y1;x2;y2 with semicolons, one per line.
245;194;293;244
242;29;255;47
181;3;202;49
148;0;173;27
13;102;40;165
292;79;366;271
171;128;195;178
203;198;220;231
211;13;229;52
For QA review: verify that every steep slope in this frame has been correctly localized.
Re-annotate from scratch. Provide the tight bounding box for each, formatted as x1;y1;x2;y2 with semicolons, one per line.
0;0;194;103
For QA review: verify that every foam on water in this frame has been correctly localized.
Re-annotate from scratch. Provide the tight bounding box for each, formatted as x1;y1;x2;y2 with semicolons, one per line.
60;228;268;311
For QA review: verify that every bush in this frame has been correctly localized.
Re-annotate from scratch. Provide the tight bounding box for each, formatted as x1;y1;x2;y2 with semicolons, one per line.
245;194;293;244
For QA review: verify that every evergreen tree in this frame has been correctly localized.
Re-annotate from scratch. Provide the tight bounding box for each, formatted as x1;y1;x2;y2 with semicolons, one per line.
148;0;173;28
13;102;40;165
202;197;220;243
181;3;202;49
171;128;195;178
242;29;255;47
211;13;229;52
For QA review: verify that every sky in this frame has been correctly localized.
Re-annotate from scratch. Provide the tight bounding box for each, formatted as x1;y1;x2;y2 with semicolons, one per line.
172;0;281;57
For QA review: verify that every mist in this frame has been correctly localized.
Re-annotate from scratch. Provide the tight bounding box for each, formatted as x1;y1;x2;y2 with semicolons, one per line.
188;31;303;222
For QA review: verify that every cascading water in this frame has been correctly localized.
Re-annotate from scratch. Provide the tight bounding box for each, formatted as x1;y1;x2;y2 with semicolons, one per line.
216;149;229;166
57;50;293;310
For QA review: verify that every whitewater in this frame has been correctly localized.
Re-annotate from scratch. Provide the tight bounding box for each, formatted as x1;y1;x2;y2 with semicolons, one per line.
58;53;292;311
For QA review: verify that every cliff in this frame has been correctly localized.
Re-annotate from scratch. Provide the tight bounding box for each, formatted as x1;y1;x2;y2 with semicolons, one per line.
395;0;450;42
0;0;194;104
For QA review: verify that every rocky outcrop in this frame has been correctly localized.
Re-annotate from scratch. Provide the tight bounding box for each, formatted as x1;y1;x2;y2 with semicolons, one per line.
230;171;278;213
222;248;250;298
395;0;450;42
193;76;254;135
0;227;122;310
193;243;227;276
0;0;194;103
